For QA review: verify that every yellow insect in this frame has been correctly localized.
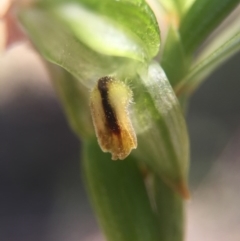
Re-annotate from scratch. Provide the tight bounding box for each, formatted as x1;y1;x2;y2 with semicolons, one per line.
90;76;137;160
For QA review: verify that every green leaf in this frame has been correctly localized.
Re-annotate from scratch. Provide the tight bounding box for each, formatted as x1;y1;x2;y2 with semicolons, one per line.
161;26;190;86
179;0;240;55
132;61;190;198
74;0;160;59
19;0;160;87
19;0;160;63
46;63;93;138
19;8;132;88
153;175;184;241
52;3;146;61
83;138;160;241
175;31;240;94
53;0;160;60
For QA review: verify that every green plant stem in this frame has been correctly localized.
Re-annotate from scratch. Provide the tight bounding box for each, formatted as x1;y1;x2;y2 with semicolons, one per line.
175;31;240;94
83;138;160;241
179;0;240;55
153;174;185;241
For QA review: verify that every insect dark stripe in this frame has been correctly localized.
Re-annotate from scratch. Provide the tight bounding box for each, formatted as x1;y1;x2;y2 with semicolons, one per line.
98;76;121;135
